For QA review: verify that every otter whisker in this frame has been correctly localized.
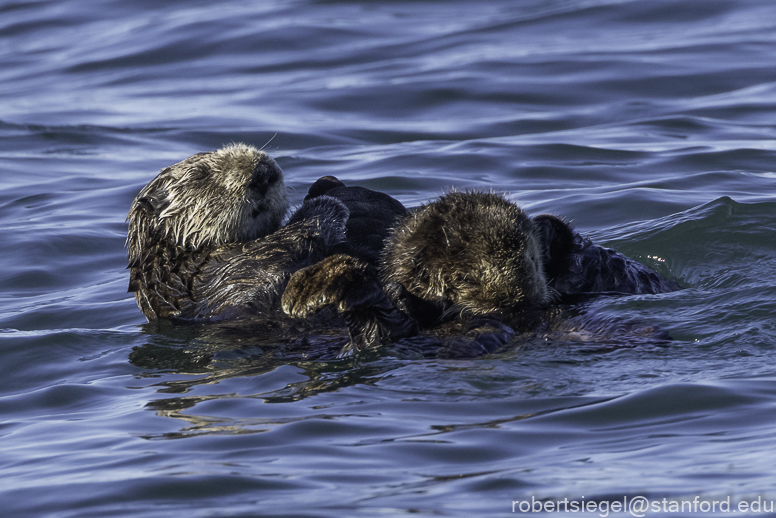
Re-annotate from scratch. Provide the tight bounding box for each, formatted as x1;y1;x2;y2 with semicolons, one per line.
260;133;278;151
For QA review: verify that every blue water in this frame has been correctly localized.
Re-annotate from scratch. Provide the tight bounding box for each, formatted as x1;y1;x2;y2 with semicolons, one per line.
2;0;776;516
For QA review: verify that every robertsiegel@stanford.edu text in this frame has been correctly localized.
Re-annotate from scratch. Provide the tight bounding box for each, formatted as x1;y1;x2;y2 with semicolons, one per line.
511;495;774;516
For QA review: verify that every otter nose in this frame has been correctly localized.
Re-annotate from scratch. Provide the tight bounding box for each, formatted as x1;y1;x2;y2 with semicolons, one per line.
249;166;280;197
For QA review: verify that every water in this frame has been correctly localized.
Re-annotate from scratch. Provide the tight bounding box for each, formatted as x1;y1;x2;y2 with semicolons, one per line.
2;0;776;516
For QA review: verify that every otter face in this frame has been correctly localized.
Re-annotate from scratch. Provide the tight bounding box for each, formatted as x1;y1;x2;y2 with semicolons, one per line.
127;143;287;265
383;191;550;316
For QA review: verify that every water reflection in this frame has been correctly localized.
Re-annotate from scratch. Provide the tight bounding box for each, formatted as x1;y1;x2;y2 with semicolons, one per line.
129;316;408;438
129;302;676;441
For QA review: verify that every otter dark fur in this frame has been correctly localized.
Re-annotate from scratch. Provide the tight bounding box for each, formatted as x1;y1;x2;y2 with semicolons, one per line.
127;143;406;322
283;191;678;352
385;192;677;311
299;176;408;265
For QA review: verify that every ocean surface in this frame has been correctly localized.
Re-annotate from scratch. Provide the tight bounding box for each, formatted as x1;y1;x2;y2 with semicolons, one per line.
2;0;776;516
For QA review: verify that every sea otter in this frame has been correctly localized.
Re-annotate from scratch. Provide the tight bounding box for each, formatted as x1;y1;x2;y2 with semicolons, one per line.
127;144;676;356
282;191;679;352
126;143;406;321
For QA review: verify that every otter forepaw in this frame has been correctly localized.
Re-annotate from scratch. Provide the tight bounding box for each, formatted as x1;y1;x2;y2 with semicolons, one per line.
281;254;384;318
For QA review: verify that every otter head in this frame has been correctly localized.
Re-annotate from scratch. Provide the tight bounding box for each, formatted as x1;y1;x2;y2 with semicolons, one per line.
126;143;287;266
383;191;550;316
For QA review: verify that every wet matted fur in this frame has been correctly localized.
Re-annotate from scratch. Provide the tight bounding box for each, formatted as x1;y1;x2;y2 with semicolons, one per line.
126;143;347;321
126;144;409;322
382;191;551;316
283;190;679;353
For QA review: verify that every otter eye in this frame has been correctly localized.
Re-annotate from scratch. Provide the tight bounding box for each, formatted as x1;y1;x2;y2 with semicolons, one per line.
267;170;279;185
185;165;209;182
137;192;170;214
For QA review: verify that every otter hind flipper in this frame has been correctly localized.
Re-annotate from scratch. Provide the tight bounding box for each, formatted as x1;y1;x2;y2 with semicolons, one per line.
306;180;409;264
552;240;680;296
304;176;346;200
532;213;576;282
531;213;679;297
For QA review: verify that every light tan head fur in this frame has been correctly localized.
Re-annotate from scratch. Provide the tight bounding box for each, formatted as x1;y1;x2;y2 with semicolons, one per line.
127;143;287;266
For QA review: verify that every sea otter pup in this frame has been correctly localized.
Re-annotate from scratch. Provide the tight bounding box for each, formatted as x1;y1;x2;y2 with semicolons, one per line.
282;191;678;351
127;143;406;321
